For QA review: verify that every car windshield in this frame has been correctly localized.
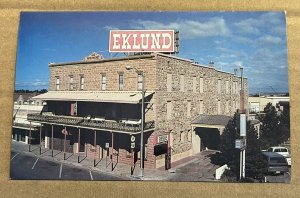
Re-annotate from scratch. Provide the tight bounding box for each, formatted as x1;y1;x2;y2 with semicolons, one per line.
267;148;273;152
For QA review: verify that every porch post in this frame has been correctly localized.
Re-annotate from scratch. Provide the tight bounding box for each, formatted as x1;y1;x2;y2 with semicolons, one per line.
39;124;42;155
78;128;80;163
63;126;66;160
94;130;96;167
51;125;54;157
111;131;114;171
29;121;32;152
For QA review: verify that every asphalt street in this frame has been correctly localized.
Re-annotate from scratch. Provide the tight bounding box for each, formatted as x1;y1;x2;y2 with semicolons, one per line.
10;151;127;180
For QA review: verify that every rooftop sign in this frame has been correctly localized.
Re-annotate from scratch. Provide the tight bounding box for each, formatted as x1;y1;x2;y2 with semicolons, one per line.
109;30;175;53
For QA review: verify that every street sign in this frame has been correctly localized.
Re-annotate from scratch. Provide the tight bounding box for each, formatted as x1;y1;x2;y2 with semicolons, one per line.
235;139;246;149
240;114;246;136
131;135;135;142
105;143;109;148
131;143;135;149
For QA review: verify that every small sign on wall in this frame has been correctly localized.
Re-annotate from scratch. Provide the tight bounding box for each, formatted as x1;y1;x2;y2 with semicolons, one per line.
105;143;110;148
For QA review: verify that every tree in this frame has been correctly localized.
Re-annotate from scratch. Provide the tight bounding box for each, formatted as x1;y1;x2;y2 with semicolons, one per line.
245;124;267;179
259;102;289;149
217;113;267;181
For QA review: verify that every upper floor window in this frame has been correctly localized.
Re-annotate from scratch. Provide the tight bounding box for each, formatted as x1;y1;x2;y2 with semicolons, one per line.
119;73;124;91
101;73;107;90
199;100;204;114
69;75;74;90
55;76;60;91
217;79;221;94
180;75;185;92
137;73;143;91
167;73;172;92
167;101;172;120
187;100;191;118
217;100;221;115
225;80;229;94
200;77;204;93
193;76;196;93
80;75;84;90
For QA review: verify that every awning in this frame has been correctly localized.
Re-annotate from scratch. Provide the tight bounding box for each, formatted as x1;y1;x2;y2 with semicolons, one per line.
32;91;155;104
191;115;231;128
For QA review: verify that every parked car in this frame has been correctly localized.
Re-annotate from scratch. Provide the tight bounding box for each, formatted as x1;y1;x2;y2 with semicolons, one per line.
267;146;291;166
262;151;289;174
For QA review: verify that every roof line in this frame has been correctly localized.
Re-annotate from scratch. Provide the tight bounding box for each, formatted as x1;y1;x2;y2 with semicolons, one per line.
49;54;155;67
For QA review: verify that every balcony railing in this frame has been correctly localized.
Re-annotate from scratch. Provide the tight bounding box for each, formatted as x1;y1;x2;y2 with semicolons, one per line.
27;114;155;133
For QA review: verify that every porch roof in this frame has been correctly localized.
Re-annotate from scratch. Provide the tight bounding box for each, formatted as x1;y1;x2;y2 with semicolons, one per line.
191;115;231;128
32;91;155;104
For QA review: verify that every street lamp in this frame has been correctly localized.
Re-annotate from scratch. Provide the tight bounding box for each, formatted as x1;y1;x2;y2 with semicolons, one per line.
126;65;145;177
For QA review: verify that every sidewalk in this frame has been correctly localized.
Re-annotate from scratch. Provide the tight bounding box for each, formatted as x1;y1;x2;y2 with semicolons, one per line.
11;141;172;181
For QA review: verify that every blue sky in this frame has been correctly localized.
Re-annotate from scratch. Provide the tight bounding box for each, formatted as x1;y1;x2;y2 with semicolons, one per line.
15;12;288;94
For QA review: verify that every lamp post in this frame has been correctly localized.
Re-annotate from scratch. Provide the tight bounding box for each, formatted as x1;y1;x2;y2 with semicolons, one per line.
126;65;145;177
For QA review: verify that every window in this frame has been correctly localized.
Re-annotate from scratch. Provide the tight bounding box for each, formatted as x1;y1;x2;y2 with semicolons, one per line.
167;73;172;92
187;130;191;142
217;79;221;94
225;80;229;94
199;100;204;114
193;76;196;93
217;100;221;115
69;75;74;90
137;73;143;91
226;100;229;113
167;101;172;120
118;73;124;91
55;76;60;91
180;75;185;92
180;131;185;142
200;77;204;93
101;73;106;90
187;100;191;118
80;75;84;90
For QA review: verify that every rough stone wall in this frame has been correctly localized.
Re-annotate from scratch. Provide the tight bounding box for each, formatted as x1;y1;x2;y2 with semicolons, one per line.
154;54;246;157
48;56;157;122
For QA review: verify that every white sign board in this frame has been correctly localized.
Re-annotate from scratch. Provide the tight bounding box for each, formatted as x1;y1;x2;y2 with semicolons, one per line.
235;139;246;149
240;114;246;137
157;135;168;144
105;143;110;148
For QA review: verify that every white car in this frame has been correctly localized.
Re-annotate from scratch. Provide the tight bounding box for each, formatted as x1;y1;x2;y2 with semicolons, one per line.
267;146;291;166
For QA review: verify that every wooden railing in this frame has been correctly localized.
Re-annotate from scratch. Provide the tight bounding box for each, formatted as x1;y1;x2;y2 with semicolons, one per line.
27;114;155;133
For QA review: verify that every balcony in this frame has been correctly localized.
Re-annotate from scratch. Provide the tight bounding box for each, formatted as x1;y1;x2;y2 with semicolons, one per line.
27;113;155;134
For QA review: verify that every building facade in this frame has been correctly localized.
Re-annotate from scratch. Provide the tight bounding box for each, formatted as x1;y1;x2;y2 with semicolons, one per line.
28;53;248;169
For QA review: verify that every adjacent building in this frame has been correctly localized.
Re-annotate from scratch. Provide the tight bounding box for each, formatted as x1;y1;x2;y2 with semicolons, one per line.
27;52;248;169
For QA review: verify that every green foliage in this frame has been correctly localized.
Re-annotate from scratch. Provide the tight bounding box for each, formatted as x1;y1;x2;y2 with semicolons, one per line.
218;112;267;181
259;102;290;149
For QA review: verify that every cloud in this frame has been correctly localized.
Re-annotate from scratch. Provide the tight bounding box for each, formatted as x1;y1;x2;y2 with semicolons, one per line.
234;18;262;34
234;12;285;35
131;17;231;39
103;25;119;31
15;79;48;88
257;35;283;45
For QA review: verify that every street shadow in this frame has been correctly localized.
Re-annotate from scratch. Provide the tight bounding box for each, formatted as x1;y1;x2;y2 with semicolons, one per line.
65;153;73;160
52;150;62;157
40;149;49;155
112;154;119;171
78;155;87;163
94;158;103;167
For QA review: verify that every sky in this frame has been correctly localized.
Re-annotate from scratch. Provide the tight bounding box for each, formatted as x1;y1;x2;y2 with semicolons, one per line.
15;12;288;94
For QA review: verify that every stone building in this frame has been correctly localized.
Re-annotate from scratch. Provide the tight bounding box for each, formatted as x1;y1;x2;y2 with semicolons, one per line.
28;53;248;169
